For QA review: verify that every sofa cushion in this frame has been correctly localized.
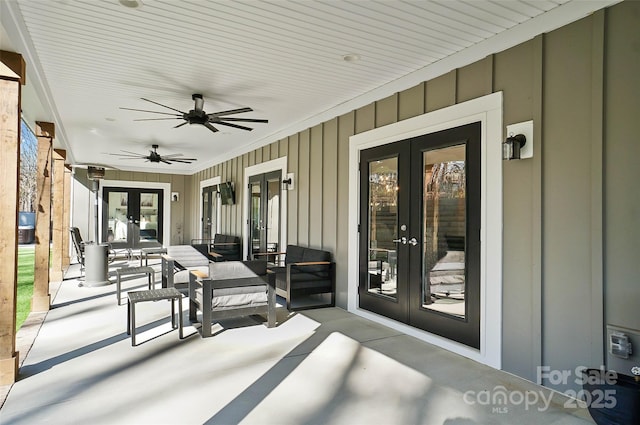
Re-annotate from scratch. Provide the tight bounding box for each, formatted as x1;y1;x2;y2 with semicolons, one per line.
196;284;267;310
284;245;305;264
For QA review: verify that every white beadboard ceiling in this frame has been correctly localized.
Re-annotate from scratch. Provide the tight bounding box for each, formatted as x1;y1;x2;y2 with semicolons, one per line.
1;0;617;174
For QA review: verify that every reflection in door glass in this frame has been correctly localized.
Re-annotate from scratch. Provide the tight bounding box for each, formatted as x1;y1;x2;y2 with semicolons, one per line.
423;145;466;319
266;177;280;255
107;192;128;242
139;193;159;243
368;157;398;299
250;182;261;257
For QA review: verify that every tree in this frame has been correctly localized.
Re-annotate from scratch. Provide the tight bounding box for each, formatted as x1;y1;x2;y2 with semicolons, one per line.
19;120;38;212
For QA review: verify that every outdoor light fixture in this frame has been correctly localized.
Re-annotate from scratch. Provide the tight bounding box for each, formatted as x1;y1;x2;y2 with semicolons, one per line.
87;166;105;180
282;173;295;191
503;120;534;160
502;134;527;160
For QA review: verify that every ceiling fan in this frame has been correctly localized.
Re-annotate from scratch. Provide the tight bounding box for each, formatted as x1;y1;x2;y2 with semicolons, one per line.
120;93;268;133
109;144;197;165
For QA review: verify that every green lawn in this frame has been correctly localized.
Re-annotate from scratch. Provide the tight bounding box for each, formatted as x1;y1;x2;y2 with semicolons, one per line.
17;247;35;330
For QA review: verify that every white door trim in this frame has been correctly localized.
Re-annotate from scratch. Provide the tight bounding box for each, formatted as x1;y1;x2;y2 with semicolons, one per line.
243;157;288;260
348;92;503;369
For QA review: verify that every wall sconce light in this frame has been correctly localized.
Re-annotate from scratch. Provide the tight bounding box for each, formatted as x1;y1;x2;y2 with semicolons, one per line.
503;134;527;160
503;120;534;160
282;173;295;191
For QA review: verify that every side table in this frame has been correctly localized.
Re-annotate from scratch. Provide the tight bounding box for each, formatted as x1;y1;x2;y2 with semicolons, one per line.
127;288;184;346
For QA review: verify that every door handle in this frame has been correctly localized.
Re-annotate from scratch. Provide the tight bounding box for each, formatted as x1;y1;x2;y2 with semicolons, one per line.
392;237;407;244
408;237;419;246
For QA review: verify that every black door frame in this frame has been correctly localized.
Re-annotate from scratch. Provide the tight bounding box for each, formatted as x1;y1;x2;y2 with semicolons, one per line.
248;170;282;259
102;187;164;249
358;122;481;348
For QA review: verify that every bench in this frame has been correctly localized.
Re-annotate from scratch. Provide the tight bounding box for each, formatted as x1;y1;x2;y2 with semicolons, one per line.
116;266;155;305
262;245;335;311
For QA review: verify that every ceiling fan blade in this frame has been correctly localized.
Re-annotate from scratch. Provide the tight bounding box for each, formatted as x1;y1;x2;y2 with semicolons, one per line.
160;159;173;165
161;153;185;158
204;123;219;133
173;121;189;129
141;98;186;114
209;107;253;117
168;159;196;164
219;117;269;123
133;118;184;121
119;149;147;156
216;121;254;131
119;107;182;116
108;153;145;158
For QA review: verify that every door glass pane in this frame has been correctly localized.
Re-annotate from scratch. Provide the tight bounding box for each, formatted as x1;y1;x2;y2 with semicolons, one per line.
250;182;262;257
423;145;466;318
266;177;280;254
202;187;216;240
368;157;398;298
107;192;128;243
139;193;159;244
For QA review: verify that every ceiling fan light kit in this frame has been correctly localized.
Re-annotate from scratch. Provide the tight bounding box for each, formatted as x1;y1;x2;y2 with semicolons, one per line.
120;93;268;133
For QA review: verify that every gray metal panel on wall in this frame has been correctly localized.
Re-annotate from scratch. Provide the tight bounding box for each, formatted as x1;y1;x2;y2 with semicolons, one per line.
309;125;323;248
398;83;425;121
335;112;354;308
287;134;298;246
322;118;338;254
375;94;398;128
542;13;603;393
355;103;375;135
297;130;310;246
426;70;456;112
604;1;640;333
457;56;493;103
493;39;539;382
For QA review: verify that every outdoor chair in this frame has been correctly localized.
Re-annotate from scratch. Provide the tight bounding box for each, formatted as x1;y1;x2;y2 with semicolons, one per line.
188;260;276;337
260;245;335;311
70;227;86;274
70;227;117;274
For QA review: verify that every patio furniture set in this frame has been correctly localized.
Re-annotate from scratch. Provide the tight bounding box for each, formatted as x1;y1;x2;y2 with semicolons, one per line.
114;234;335;345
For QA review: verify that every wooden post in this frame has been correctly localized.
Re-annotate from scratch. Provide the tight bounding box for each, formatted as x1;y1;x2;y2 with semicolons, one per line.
0;50;25;385
62;168;72;267
50;149;66;281
32;122;54;312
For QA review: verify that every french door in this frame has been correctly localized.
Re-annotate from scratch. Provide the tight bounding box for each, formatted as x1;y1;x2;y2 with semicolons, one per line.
202;185;218;239
359;122;481;348
102;187;163;249
248;171;281;260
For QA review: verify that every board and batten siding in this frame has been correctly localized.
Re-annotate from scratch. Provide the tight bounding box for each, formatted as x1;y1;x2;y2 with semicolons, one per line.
179;1;637;392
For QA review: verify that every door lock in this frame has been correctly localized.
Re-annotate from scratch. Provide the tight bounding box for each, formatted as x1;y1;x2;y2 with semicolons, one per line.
408;237;419;246
392;237;407;244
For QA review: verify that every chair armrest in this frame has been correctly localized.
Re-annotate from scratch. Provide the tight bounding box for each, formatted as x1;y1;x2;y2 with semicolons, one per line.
253;251;286;257
290;261;332;266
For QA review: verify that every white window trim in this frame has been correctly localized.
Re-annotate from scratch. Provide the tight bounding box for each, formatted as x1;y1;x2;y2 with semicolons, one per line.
98;180;172;247
242;157;288;260
199;176;222;239
348;92;503;369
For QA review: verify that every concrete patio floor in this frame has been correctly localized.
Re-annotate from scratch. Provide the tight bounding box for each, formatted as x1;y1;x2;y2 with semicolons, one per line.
0;259;595;425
